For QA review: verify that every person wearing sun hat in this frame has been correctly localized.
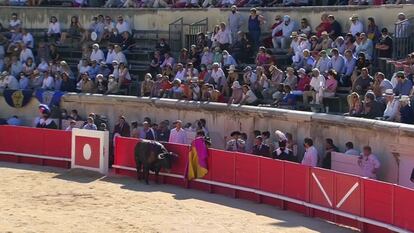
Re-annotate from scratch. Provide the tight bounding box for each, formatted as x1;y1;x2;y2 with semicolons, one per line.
380;89;399;121
228;81;243;105
349;14;363;36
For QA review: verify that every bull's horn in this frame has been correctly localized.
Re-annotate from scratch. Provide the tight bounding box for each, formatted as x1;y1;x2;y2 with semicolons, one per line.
158;154;165;159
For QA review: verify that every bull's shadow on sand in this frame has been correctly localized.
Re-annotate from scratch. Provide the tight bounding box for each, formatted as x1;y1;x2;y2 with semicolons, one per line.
101;175;356;233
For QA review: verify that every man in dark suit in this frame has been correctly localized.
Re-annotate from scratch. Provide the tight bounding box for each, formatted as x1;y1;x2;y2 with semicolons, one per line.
252;136;270;157
272;140;297;162
113;115;130;137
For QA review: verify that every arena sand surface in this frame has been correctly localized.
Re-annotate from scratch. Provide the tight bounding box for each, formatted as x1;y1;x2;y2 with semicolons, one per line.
0;162;357;233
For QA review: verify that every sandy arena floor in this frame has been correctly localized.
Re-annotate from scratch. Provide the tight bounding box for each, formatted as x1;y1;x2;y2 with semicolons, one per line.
0;162;357;233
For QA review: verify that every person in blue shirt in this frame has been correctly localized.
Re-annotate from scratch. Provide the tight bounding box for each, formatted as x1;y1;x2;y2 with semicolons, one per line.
18;72;29;89
279;84;296;108
394;71;413;96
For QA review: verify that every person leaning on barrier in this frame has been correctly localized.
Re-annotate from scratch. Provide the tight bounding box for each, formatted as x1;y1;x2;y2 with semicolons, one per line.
358;146;380;180
226;131;245;152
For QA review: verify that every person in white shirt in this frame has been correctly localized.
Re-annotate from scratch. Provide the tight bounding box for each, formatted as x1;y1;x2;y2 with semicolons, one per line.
9;13;22;31
382;89;400;121
349;15;363;36
90;43;105;62
214;22;232;50
3;72;19;90
37;58;49;73
169;120;187;144
174;63;186;82
19;43;34;64
78;59;91;76
344;142;359;156
358;146;380;179
210;62;226;91
301;138;318;167
22;29;34;49
115;16;132;35
41;71;54;90
241;84;258;105
272;15;297;50
65;120;77;131
47;16;61;42
114;45;127;65
303;68;326;104
105;44;117;65
395;13;410;38
228;6;243;44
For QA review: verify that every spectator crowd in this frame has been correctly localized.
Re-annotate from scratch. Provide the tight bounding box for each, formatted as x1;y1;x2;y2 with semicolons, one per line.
0;10;413;126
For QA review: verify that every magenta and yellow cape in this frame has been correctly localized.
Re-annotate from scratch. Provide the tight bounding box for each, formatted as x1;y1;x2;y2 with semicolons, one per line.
185;137;209;180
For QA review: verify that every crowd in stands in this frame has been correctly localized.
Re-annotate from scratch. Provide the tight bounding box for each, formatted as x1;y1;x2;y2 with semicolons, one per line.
4;0;413;7
0;10;413;124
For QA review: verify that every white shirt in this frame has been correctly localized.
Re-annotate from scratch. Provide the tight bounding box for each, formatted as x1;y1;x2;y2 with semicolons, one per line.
383;98;400;121
169;128;187;144
116;21;132;34
243;90;258;104
301;146;318;167
19;48;34;63
359;154;380;179
345;149;360;156
214;29;232;44
116;51;127;64
47;22;61;34
37;62;49;73
211;68;225;85
22;33;34;48
106;50;117;64
174;70;186;81
309;75;326;92
349;21;363;36
90;49;105;62
9;19;21;29
42;75;54;89
5;75;19;90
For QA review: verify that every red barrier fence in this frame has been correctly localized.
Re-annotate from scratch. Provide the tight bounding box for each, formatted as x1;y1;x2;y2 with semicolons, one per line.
0;125;71;168
0;127;413;233
113;136;414;233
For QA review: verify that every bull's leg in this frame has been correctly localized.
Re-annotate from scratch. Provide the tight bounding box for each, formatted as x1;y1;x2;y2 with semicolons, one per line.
143;166;150;185
155;168;160;184
136;162;142;181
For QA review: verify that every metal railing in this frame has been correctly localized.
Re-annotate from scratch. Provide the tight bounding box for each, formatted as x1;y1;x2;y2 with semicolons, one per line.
186;18;208;49
169;17;184;54
393;17;414;59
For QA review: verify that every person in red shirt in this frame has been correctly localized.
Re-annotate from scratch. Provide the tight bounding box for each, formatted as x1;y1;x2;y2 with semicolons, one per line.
263;15;282;48
315;13;332;37
294;68;311;95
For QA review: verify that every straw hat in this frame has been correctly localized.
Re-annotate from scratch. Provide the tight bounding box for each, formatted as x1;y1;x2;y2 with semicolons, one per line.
231;81;241;89
383;89;395;96
228;65;236;73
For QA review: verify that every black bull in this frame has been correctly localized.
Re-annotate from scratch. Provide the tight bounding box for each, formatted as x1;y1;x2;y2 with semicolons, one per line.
134;140;176;184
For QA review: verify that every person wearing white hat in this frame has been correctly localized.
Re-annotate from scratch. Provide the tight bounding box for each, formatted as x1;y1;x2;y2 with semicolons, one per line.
228;6;243;44
105;44;117;65
272;15;296;50
399;95;414;124
114;44;127;65
228;81;243;105
381;89;399;121
222;50;237;67
90;43;105;63
349;14;363;36
303;68;325;105
189;77;201;101
395;13;410;38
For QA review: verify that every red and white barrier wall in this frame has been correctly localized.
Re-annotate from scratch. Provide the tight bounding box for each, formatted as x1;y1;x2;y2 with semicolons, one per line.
0;125;71;168
113;137;414;233
1;126;413;233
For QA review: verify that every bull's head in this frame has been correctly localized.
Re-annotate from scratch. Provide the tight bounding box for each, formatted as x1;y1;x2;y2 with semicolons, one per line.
157;152;178;170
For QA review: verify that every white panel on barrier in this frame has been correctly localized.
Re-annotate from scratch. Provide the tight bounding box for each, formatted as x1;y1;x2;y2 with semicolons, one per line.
71;128;109;174
331;152;363;176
